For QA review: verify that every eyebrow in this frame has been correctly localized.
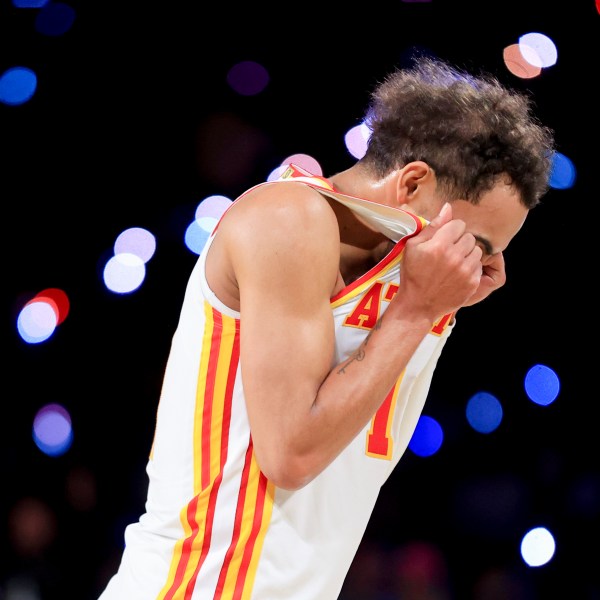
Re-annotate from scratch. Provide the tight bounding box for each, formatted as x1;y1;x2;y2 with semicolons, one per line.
473;234;494;256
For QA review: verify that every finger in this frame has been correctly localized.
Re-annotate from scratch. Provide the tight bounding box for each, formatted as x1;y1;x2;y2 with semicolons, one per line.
482;253;506;285
455;232;478;256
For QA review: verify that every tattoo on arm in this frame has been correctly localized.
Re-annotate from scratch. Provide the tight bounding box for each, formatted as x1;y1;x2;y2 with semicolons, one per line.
337;347;365;374
337;318;383;375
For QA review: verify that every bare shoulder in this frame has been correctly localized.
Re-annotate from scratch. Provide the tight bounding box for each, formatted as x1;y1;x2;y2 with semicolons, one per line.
206;181;341;309
227;181;339;238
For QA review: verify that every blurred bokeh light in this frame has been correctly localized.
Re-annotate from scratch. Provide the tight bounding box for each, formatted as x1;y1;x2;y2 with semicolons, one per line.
4;2;597;599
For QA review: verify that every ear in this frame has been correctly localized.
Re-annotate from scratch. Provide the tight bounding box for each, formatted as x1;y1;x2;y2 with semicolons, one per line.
396;161;437;212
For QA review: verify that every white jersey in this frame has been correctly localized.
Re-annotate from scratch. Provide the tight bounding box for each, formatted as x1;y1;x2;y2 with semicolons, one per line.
98;164;454;600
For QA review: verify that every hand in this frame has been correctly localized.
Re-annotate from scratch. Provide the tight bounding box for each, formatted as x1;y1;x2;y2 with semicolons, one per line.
461;251;506;307
395;202;484;321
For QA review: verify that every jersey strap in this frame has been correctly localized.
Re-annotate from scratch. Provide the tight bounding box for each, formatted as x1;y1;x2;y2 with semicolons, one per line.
278;163;427;242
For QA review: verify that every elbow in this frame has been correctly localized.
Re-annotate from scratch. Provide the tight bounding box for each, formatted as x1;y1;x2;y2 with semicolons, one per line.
254;448;317;491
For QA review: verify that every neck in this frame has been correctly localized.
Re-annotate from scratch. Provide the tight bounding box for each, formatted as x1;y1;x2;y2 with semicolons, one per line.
328;164;398;206
322;196;393;286
326;164;401;283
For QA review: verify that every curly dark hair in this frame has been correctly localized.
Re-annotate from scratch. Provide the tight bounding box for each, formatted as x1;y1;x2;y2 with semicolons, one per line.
360;57;555;208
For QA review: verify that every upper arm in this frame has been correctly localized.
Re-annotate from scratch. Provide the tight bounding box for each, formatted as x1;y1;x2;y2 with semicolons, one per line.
221;183;341;471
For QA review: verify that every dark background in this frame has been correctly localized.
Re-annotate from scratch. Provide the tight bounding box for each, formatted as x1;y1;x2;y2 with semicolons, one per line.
3;1;598;599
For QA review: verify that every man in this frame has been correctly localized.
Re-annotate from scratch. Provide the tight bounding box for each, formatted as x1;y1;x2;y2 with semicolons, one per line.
98;57;555;599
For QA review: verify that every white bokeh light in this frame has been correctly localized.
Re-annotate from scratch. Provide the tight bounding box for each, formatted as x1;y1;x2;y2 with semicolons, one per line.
17;299;58;343
521;526;556;567
103;253;146;294
519;32;558;68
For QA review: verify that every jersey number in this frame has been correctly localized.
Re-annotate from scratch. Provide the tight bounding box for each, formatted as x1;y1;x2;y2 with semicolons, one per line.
344;281;453;460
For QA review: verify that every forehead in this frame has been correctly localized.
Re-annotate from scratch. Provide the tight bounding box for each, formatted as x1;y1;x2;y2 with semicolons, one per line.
450;184;529;254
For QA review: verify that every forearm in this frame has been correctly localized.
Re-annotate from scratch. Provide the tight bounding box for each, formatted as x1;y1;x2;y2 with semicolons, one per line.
262;307;434;490
310;312;432;464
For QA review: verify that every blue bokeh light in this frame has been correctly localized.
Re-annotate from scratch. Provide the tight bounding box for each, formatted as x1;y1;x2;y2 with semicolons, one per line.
0;66;37;105
466;391;503;434
409;415;444;457
524;364;560;406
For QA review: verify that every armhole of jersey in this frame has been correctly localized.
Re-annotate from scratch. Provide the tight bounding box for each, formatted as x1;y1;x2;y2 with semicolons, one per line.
198;232;241;319
196;180;287;320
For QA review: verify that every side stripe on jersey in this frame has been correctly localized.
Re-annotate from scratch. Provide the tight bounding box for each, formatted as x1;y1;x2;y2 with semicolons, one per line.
158;303;241;599
214;445;275;599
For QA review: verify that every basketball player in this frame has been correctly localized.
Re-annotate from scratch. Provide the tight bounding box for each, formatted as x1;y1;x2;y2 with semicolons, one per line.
98;57;555;599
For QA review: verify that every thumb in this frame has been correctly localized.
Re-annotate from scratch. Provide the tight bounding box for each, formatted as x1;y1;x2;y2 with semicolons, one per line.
428;202;452;229
414;202;452;242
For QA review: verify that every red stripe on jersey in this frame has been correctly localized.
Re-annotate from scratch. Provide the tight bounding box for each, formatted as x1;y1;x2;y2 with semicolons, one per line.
184;483;226;598
163;495;199;600
160;306;242;599
213;441;264;599
232;470;269;600
214;442;253;597
201;308;222;490
184;313;242;597
183;471;224;599
220;317;240;466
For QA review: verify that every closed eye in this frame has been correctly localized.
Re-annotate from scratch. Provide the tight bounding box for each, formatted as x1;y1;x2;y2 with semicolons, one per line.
474;235;494;257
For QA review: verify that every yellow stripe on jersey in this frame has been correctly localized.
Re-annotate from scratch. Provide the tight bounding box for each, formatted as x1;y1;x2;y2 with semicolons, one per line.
159;302;241;599
217;452;274;599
